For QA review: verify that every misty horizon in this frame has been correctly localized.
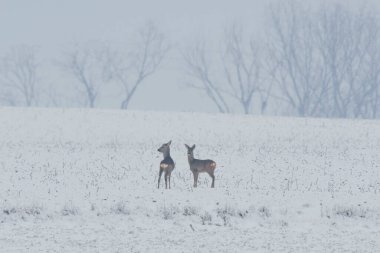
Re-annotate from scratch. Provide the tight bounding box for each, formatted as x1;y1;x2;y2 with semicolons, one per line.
1;0;380;118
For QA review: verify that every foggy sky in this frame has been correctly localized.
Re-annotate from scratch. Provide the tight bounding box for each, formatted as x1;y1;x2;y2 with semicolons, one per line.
0;0;377;113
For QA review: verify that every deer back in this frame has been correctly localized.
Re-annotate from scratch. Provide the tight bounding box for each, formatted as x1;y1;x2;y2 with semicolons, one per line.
189;158;216;173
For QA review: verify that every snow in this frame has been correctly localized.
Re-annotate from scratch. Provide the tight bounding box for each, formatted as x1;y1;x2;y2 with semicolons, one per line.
0;107;379;252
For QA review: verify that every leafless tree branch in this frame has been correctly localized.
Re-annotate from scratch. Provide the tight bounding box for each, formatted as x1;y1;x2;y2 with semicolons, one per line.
0;45;39;106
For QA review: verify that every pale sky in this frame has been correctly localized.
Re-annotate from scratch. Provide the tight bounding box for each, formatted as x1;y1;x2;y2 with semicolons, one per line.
0;0;377;113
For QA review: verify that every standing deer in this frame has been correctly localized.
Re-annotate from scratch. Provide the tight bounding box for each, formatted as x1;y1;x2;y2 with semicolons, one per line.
157;141;175;189
185;144;216;188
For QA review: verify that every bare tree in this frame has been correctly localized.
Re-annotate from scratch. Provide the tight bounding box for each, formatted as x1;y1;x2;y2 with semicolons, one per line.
222;25;263;114
268;2;328;117
352;12;380;119
105;22;169;109
313;3;380;119
183;40;231;113
315;4;363;118
363;24;380;118
183;25;264;114
268;1;380;119
0;45;39;106
61;44;109;108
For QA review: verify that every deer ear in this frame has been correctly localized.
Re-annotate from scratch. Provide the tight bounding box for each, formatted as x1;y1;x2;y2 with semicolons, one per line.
167;140;172;145
185;144;189;149
192;144;196;149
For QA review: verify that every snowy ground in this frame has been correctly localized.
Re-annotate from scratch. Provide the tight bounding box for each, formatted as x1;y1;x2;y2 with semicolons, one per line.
0;107;379;252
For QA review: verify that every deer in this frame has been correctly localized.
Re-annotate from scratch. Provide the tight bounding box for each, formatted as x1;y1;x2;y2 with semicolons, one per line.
157;141;175;189
185;144;216;188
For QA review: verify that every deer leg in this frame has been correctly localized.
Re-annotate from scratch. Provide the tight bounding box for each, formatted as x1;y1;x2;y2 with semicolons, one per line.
208;172;215;188
158;168;164;189
168;172;171;189
164;171;168;189
193;172;199;188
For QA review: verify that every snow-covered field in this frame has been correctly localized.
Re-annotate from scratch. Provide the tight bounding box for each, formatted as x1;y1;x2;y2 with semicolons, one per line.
0;107;379;252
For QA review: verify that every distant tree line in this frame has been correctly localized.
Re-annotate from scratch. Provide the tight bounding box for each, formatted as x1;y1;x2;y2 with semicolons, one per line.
267;2;380;118
0;22;169;110
1;2;380;119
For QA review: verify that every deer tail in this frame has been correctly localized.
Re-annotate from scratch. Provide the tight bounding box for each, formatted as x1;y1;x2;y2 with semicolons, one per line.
213;163;224;168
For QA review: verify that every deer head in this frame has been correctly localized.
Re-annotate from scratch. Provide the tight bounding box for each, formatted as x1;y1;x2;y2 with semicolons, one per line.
184;144;196;159
158;140;172;157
